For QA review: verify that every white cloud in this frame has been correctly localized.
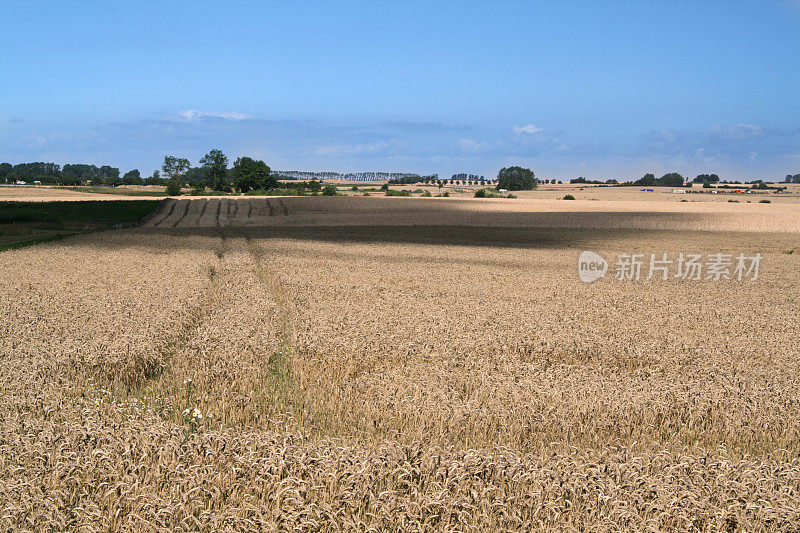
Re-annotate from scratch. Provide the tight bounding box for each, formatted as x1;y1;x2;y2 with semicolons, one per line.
709;123;764;140
455;138;489;153
513;124;543;135
176;110;251;121
14;134;47;148
313;140;404;157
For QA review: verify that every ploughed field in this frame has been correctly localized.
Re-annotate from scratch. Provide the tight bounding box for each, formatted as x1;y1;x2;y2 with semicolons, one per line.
2;197;800;531
146;196;800;232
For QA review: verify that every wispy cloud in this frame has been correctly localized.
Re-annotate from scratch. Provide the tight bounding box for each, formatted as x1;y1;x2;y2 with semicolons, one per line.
175;110;252;121
640;123;796;159
454;138;490;153
313;140;407;157
6;112;798;180
379;120;468;133
512;124;543;135
708;123;765;140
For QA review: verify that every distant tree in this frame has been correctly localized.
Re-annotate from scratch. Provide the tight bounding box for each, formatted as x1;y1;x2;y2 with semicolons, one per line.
12;162;62;182
231;156;275;192
307;179;322;193
99;165;121;186
184;167;206;186
122;169;142;185
694;173;720;183
497;166;537;191
145;169;163;185
322;184;337;196
63;164;100;184
200;149;229;191
633;172;683;187
658;173;685;187
162;155;191;195
0;163;11;183
635;173;656;186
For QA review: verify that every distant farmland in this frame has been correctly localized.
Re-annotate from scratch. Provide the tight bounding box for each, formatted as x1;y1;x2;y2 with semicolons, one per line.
143;195;800;233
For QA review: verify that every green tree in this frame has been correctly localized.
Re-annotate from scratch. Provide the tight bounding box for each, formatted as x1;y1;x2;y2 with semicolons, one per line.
231;157;275;192
122;169;142;185
636;173;656;186
145;170;163;185
497;166;537;190
658;173;685;187
0;163;12;183
322;184;337;196
199;149;229;191
98;165;121;186
162;155;191;195
694;173;720;183
184;167;205;186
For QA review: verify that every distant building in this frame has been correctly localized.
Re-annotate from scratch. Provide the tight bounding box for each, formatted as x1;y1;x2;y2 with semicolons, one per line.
15;180;26;185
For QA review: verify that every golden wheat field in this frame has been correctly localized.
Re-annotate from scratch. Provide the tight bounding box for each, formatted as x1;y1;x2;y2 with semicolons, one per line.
2;197;800;531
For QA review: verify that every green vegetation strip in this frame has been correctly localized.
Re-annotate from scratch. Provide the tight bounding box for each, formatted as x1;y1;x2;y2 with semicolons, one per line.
0;200;162;251
0;200;161;227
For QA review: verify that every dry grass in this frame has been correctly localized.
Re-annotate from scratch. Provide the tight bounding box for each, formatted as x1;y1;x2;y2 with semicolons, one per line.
0;185;143;201
1;216;799;530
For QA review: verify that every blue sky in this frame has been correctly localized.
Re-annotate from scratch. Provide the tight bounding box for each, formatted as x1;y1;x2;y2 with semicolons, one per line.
2;0;799;180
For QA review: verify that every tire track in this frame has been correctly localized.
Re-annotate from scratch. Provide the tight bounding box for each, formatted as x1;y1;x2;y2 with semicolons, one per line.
198;199;208;223
151;199;177;227
171;199;191;227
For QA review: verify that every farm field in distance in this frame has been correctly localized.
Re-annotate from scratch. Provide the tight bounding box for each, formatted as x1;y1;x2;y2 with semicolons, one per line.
1;195;799;531
0;200;161;250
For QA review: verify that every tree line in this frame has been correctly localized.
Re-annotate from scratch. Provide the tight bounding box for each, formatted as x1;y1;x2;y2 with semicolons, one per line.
4;158;795;190
160;150;277;194
0;162;139;186
274;171;439;181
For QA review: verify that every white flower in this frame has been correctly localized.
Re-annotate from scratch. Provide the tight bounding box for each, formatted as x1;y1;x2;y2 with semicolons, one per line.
182;408;190;416
191;408;202;419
